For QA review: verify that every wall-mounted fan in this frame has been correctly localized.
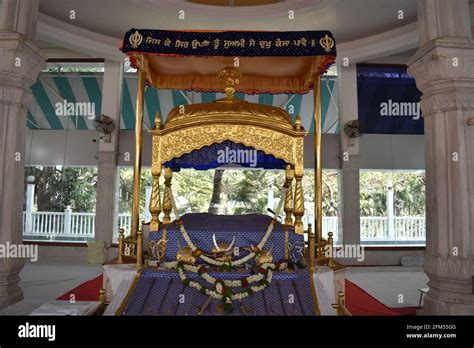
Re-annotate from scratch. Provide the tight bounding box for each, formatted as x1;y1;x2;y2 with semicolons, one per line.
93;114;115;143
343;119;365;138
93;114;116;134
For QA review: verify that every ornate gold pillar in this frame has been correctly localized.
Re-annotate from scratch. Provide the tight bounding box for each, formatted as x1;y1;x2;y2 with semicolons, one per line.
149;113;162;231
313;75;323;243
150;165;161;231
293;114;305;235
162;168;173;224
284;165;294;225
293;167;305;235
131;58;145;238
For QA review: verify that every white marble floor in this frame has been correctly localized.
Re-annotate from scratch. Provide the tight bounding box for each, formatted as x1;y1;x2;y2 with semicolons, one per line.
346;266;429;308
0;261;102;315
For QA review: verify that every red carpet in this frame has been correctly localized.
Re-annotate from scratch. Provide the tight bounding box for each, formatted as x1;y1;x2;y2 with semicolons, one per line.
345;279;418;316
57;275;418;315
57;275;103;301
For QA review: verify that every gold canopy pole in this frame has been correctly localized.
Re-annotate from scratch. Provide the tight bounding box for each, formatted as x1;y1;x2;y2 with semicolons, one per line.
131;62;145;238
314;75;322;244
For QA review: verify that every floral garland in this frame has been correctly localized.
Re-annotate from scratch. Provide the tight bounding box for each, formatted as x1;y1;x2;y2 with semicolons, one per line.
161;260;286;288
169;261;284;313
169;185;288;267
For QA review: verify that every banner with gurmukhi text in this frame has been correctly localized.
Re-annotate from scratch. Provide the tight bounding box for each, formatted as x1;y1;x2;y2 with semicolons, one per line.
121;29;336;57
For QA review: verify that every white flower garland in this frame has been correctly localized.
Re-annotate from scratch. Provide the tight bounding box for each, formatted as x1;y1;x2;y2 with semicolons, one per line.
169;185;288;267
161;261;286;288
172;262;279;302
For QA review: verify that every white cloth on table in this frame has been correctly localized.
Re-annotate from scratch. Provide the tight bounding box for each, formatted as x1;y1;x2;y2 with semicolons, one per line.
103;264;138;295
313;266;336;315
103;264;138;316
30;301;101;316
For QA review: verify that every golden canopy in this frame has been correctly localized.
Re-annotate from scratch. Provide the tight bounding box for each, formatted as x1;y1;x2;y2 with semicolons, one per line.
149;66;306;167
120;29;337;263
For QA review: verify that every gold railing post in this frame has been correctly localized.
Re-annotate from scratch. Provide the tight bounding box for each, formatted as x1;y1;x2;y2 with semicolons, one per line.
117;229;124;263
99;288;107;304
327;231;336;268
131;60;146;238
308;223;315;271
162;168;173;224
136;226;143;268
284;165;294;226
332;290;351;316
314;75;323;243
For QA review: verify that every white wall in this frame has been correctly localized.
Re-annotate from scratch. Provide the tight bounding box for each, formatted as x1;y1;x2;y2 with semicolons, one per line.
360;134;425;170
26;130;425;170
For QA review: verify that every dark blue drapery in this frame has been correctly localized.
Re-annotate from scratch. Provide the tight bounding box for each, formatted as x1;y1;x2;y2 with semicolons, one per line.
163;140;287;171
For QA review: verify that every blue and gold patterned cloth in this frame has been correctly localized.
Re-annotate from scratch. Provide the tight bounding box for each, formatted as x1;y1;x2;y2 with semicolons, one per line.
119;268;316;316
149;213;304;264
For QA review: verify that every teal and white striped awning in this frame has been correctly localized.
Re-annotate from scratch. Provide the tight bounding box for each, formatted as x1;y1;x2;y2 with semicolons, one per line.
28;73;339;133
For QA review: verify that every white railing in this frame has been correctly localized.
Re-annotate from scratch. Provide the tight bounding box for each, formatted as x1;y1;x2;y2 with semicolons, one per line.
361;216;426;243
393;216;426;240
302;214;339;241
22;211;426;244
303;215;426;244
23;209;133;242
360;216;387;240
118;214;132;232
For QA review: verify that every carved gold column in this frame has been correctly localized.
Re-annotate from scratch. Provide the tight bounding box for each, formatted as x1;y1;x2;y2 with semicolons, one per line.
314;75;323;243
162;168;173;224
293;130;304;234
284;165;294;226
131;57;145;238
293;163;305;235
150;112;162;232
150;166;161;231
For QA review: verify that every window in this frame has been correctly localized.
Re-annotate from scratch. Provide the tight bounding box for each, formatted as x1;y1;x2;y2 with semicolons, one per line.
23;166;98;243
359;170;426;246
303;169;340;243
114;168;341;241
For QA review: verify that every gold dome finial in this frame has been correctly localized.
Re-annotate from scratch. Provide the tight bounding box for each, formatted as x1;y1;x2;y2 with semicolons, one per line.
154;112;161;130
217;67;241;99
295;114;301;130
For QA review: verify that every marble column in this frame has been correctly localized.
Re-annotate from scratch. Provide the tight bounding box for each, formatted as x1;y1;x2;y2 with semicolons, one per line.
408;0;474;314
94;60;123;257
338;65;361;247
0;0;45;309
